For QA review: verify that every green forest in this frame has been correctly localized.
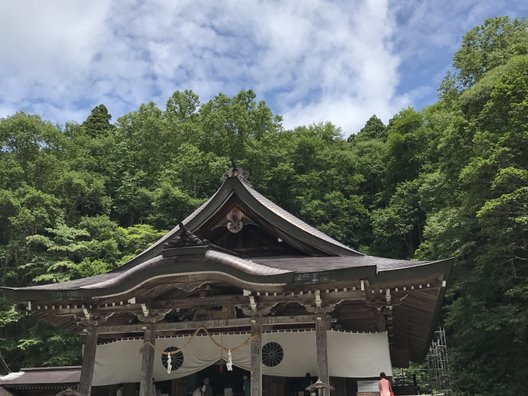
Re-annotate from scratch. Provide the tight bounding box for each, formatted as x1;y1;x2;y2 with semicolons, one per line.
0;17;526;395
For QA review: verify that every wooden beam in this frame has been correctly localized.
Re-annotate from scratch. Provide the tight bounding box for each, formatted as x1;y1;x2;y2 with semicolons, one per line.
78;325;97;396
254;289;366;306
250;318;262;396
139;324;156;396
315;315;330;396
48;289;367;316
97;315;316;335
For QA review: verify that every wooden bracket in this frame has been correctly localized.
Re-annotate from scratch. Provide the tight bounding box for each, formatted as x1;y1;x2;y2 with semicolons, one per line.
237;292;278;316
304;291;341;314
136;308;172;324
75;311;115;330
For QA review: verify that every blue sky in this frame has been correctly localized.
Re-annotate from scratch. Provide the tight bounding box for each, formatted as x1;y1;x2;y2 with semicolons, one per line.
0;0;526;136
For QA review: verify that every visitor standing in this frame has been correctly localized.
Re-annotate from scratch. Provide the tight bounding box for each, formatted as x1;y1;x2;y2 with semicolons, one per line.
242;374;250;396
201;378;213;396
303;373;313;396
378;372;393;396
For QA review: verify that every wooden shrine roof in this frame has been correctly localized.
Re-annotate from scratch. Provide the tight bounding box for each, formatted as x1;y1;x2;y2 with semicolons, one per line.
0;366;80;386
1;246;451;302
0;167;453;366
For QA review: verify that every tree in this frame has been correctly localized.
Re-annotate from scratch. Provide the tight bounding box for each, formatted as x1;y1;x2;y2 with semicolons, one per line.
349;114;387;142
384;108;428;198
0;113;65;178
370;179;425;258
81;104;114;137
419;53;528;395
165;90;200;123
197;90;281;159
453;16;528;87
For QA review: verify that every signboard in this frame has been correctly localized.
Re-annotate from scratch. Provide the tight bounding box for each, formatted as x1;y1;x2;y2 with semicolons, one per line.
357;380;379;392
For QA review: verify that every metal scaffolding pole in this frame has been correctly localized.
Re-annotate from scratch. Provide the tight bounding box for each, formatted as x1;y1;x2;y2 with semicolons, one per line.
426;328;452;395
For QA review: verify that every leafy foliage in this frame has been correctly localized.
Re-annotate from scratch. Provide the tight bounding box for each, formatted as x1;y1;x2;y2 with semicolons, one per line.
453;16;528;87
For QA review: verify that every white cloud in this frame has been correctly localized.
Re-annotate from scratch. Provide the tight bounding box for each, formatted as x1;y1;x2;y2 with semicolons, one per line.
268;0;408;134
0;0;526;135
0;0;405;134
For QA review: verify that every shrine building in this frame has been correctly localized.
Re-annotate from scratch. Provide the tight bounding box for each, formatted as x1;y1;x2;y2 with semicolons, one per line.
1;168;452;396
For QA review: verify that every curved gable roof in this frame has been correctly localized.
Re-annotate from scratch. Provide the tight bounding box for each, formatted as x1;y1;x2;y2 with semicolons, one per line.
119;172;361;272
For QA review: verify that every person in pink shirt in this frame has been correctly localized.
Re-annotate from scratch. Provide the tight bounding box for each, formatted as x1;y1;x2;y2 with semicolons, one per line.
378;372;393;396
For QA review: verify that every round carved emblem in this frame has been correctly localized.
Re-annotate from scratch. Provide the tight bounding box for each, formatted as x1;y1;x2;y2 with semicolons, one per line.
161;346;184;371
262;342;284;367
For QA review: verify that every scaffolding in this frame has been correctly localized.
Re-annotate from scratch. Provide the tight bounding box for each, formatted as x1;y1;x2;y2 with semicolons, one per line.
426;328;452;395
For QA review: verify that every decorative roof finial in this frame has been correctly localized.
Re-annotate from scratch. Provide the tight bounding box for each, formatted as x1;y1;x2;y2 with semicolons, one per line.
230;159;239;177
223;161;250;184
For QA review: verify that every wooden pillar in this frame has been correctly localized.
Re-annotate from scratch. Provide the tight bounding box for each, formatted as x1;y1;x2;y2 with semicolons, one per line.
376;307;386;332
250;318;262;396
315;315;330;396
139;324;156;396
79;325;98;396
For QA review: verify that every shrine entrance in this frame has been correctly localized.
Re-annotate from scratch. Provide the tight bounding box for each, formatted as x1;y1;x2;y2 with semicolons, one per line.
183;364;248;396
154;368;292;396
